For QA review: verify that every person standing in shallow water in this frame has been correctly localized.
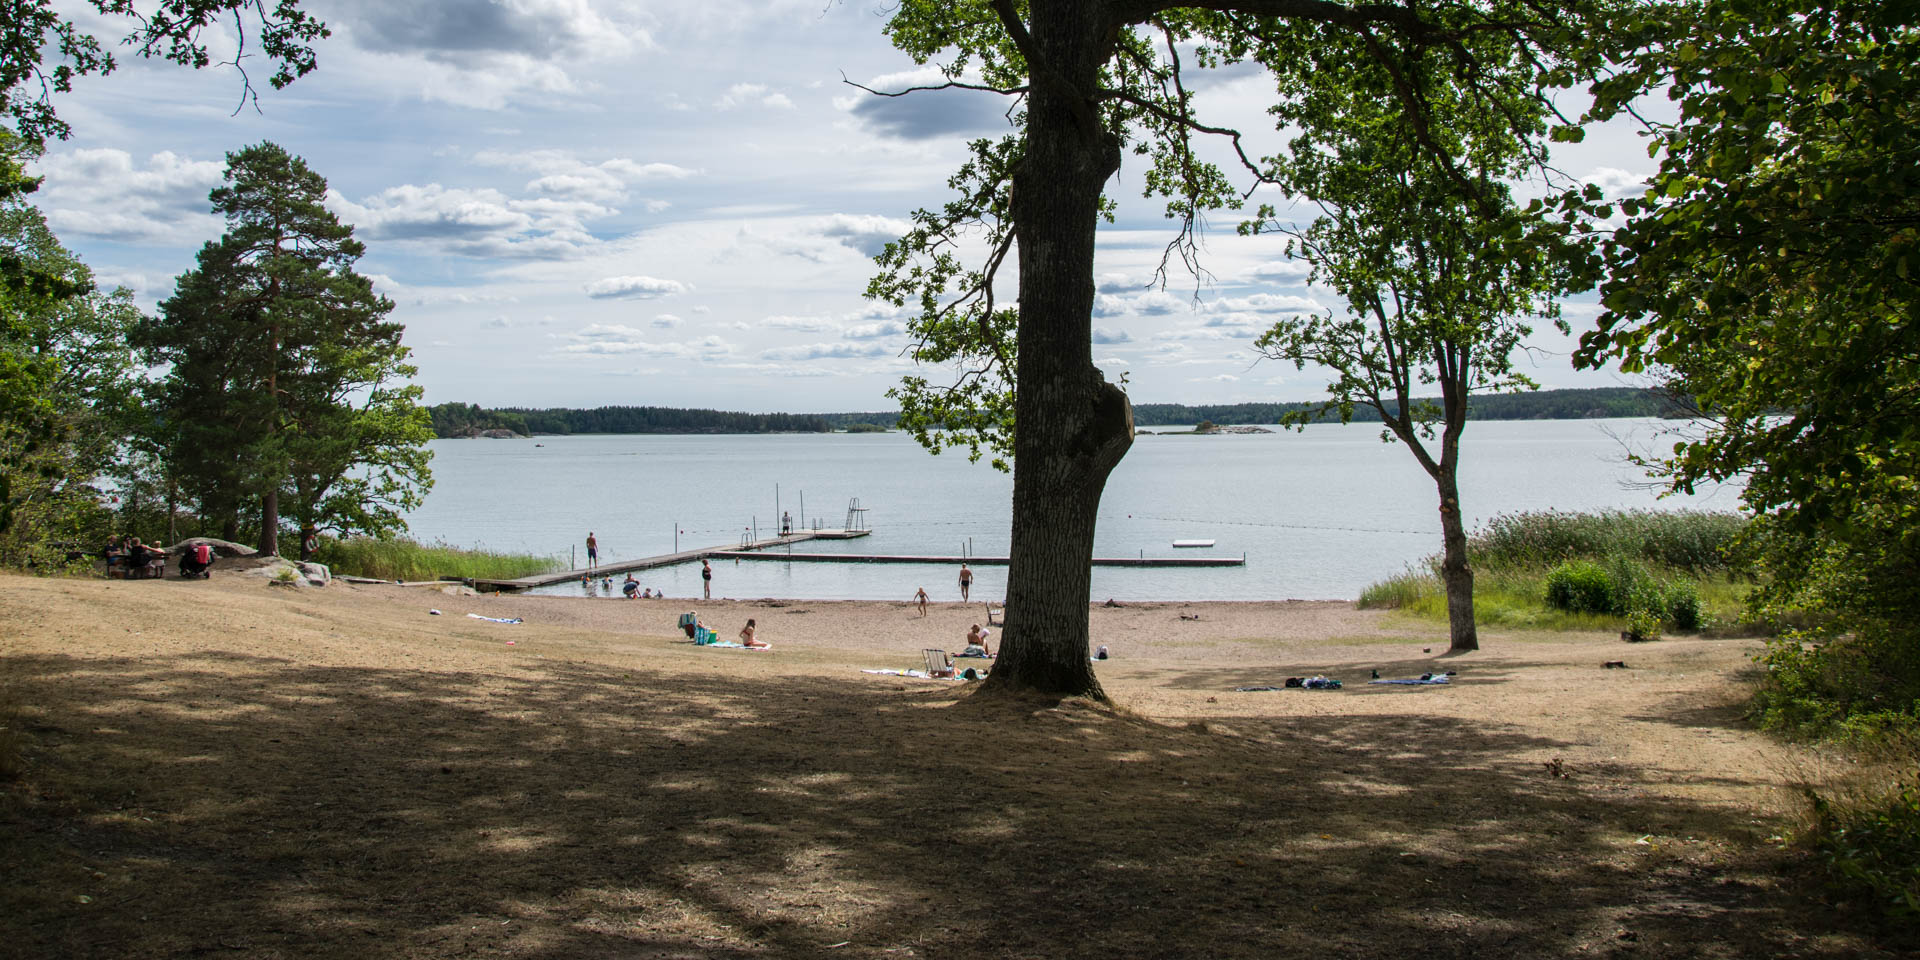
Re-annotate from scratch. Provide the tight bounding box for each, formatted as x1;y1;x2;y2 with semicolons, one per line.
701;558;712;599
586;531;598;566
958;562;973;602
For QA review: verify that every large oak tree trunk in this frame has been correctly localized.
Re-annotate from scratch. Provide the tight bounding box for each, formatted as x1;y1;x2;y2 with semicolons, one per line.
981;1;1133;699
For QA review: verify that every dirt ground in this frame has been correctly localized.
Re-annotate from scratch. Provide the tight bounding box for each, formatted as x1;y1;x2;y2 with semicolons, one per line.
0;572;1897;959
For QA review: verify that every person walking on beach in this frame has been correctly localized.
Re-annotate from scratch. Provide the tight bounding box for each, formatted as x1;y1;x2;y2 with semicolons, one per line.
958;563;974;602
701;558;712;599
914;587;929;617
586;531;598;566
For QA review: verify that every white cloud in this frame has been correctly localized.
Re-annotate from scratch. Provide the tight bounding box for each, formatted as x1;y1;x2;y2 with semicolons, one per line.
716;83;795;110
1246;259;1313;282
1091;327;1133;344
584;276;689;300
1583;167;1651;202
34;149;224;244
818;213;912;256
844;320;907;340
759;342;895;361
763;314;838;332
652;313;683;328
1209;292;1322;314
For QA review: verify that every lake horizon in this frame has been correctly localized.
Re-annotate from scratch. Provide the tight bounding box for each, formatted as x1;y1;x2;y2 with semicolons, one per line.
400;418;1744;603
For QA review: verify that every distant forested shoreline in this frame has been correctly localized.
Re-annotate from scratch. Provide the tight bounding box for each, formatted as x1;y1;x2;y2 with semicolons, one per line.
430;387;1686;438
427;403;831;438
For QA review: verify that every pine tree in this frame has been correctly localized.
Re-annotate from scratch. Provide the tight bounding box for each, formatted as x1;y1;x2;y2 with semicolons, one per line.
136;142;431;555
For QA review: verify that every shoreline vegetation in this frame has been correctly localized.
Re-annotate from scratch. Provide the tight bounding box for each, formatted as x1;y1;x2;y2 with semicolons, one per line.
314;536;561;583
1357;509;1753;638
427;386;1688;439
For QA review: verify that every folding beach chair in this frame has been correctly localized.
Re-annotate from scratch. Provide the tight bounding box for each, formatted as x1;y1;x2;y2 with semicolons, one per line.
985;604;1003;627
922;648;955;679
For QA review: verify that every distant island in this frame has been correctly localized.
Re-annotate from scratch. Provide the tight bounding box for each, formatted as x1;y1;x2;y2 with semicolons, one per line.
430;387;1687;439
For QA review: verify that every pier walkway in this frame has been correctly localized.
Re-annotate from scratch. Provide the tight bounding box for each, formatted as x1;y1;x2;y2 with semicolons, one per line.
705;551;1245;567
469;529;1244;591
468;529;871;591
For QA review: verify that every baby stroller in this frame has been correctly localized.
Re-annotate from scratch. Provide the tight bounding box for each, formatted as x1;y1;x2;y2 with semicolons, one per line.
178;542;215;579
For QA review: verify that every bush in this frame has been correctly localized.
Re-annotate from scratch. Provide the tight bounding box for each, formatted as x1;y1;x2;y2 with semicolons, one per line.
1665;579;1704;630
1807;775;1920;924
1752;628;1920;739
1545;560;1614;614
1623;607;1663;642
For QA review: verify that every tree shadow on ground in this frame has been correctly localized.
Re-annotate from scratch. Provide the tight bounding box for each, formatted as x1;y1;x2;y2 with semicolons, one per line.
0;650;1891;960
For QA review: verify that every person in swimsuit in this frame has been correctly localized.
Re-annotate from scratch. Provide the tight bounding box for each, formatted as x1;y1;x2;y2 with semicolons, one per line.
739;618;768;648
964;623;992;657
701;558;712;599
586;531;598;565
958;563;974;601
914;586;929;617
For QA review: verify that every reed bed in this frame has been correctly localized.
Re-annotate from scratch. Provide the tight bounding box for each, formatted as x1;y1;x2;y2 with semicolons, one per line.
1358;509;1756;632
314;537;560;582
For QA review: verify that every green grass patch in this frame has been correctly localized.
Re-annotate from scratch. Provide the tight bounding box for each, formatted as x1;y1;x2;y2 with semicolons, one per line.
314;536;561;582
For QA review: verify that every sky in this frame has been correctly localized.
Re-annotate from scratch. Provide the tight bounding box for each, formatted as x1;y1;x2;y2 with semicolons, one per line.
32;0;1658;414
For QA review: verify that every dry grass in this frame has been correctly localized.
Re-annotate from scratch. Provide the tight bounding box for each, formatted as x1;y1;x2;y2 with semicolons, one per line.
0;574;1903;959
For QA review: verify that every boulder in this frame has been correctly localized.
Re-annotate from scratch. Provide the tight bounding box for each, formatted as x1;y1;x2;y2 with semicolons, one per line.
245;557;332;587
167;537;259;559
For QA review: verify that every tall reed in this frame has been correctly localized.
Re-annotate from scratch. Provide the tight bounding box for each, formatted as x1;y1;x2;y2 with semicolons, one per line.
314;537;560;582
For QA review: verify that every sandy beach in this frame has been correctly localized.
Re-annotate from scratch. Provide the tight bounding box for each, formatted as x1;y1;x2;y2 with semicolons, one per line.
0;571;1890;959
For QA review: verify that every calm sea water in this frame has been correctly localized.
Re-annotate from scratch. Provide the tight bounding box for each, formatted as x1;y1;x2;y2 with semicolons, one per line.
400;418;1742;602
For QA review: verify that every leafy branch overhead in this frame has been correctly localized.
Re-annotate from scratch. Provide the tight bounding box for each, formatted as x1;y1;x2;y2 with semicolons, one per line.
864;0;1613;469
0;0;328;141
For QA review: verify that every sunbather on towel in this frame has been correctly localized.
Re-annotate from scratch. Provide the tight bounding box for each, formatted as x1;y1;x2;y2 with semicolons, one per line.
739;618;770;649
960;623;993;658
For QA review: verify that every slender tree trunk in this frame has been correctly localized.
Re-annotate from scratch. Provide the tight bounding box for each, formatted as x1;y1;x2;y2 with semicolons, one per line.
259;315;281;556
981;1;1133;699
1436;427;1478;653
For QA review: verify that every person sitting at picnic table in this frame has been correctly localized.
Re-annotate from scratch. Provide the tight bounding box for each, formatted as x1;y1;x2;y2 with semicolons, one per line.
961;623;993;658
128;539;166;579
739;618;769;649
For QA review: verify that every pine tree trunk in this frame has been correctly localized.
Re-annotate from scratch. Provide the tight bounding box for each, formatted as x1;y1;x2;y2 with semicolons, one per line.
260;488;279;557
980;0;1133;699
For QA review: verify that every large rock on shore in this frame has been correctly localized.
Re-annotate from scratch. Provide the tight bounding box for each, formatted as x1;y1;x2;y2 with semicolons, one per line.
166;537;259;558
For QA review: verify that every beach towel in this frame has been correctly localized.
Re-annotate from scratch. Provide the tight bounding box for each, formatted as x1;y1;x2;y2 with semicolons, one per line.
1369;674;1450;685
466;614;523;624
862;668;932;678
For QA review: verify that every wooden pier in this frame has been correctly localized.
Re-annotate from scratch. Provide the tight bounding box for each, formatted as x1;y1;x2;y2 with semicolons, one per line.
706;551;1245;568
468;528;1244;591
467;529;872;591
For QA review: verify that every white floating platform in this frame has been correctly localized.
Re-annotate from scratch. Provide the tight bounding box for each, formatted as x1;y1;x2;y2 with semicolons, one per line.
1171;539;1216;548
